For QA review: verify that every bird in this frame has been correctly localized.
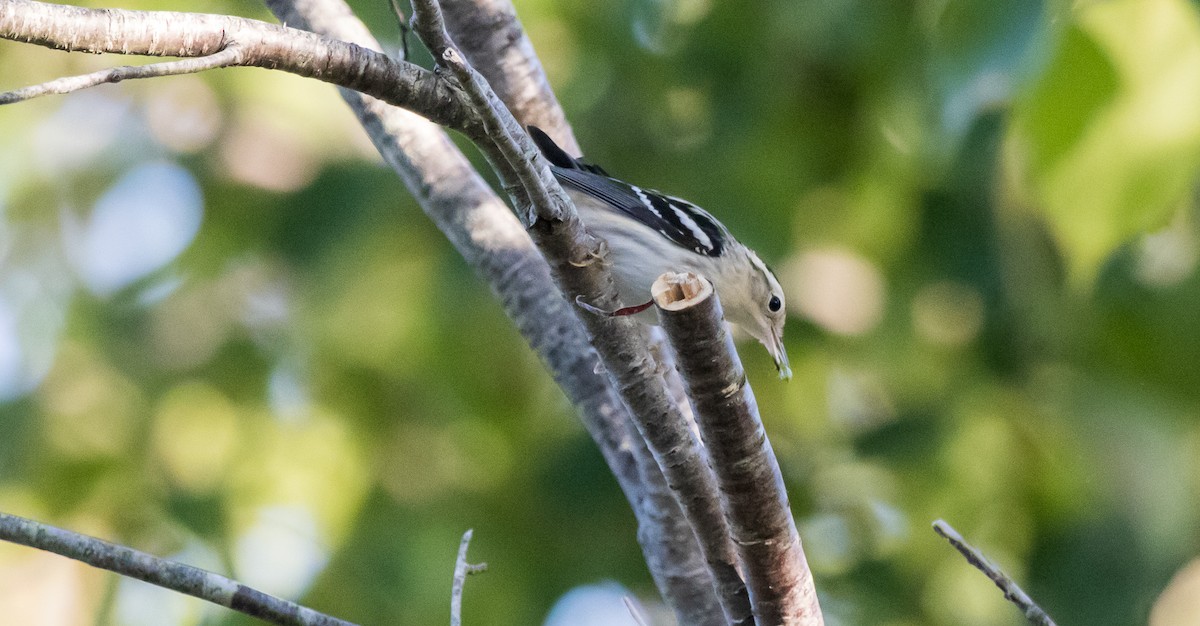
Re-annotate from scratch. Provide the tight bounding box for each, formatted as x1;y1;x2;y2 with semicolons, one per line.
528;126;792;380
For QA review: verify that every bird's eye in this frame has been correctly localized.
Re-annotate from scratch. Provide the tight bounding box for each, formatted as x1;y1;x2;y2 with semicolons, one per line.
768;295;782;312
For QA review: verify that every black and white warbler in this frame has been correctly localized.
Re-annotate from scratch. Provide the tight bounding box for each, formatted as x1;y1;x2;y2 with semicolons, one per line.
529;126;792;380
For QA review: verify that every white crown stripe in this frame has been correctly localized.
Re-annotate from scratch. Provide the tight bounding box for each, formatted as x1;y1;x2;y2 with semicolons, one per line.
747;250;770;279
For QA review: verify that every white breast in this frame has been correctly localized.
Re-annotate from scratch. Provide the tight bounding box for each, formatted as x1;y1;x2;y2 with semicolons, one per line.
567;188;726;308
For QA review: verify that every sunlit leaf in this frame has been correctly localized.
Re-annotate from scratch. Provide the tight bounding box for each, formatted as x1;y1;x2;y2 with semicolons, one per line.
1015;0;1200;285
1019;25;1119;175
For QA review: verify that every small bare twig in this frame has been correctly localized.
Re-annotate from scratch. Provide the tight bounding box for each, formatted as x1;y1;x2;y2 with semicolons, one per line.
387;0;411;60
0;47;243;104
932;520;1058;626
0;0;475;130
623;596;650;626
0;512;355;626
409;0;562;227
450;529;487;626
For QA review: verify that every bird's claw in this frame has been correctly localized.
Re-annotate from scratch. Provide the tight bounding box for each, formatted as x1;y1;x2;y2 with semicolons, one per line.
568;239;608;267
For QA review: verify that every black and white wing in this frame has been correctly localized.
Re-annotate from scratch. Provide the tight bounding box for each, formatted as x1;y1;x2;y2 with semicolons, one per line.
529;126;728;257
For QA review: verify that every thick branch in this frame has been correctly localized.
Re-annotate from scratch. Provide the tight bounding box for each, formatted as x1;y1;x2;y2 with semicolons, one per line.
535;244;755;626
0;0;475;131
0;512;354;626
933;520;1058;626
408;1;751;622
439;0;579;154
654;272;824;626
2;0;747;621
262;1;723;623
431;3;721;621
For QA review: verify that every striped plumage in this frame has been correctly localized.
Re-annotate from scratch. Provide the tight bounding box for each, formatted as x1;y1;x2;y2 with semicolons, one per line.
530;126;791;379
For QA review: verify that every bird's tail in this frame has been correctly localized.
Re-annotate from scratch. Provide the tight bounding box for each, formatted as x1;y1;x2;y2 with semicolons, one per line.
527;126;610;176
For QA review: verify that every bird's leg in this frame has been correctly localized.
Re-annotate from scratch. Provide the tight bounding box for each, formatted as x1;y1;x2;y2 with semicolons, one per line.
575;296;655;317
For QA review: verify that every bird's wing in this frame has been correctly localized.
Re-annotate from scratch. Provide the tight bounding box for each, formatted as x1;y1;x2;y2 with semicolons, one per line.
528;125;726;257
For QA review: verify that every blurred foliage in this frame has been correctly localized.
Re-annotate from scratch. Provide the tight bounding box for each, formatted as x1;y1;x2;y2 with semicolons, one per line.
2;0;1200;624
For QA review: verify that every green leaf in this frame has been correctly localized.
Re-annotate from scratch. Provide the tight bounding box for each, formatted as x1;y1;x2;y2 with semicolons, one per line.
1014;0;1200;286
1019;25;1119;176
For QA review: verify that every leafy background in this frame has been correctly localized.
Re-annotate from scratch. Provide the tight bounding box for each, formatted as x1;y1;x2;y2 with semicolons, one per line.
2;0;1200;624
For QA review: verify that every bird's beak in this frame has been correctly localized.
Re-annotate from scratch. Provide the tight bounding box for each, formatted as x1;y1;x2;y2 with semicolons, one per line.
767;328;792;381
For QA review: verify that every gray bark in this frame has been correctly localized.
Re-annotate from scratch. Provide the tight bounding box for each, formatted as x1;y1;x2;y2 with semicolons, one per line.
263;1;725;623
0;512;355;626
654;272;823;626
0;2;847;624
0;0;476;131
408;1;753;622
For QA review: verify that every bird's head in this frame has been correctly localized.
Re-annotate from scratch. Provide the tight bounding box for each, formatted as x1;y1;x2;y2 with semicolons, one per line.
719;248;791;380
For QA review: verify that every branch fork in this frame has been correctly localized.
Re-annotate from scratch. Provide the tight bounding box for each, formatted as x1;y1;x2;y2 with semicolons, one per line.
0;0;478;131
0;1;830;625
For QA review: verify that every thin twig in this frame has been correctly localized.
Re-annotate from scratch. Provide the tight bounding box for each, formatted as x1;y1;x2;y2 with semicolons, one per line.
387;0;411;60
450;529;486;626
654;272;823;626
0;47;243;104
0;0;475;130
623;596;650;626
409;0;561;227
0;512;356;626
932;520;1058;626
437;0;578;153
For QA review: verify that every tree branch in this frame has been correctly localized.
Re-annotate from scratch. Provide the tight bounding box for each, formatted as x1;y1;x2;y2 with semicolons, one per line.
450;529;486;626
654;272;824;626
933;520;1058;626
2;0;755;622
0;512;355;626
260;1;723;623
439;0;579;154
0;47;243;104
408;1;753;622
410;0;561;227
429;2;721;622
0;0;476;132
